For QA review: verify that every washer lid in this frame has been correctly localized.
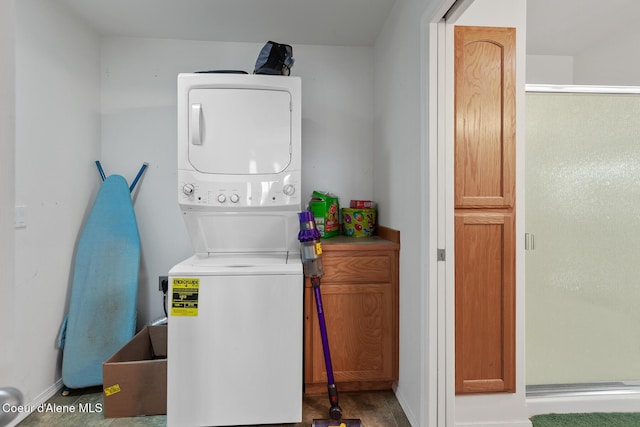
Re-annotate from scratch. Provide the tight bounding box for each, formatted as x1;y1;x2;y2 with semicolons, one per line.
170;252;302;275
192;252;289;266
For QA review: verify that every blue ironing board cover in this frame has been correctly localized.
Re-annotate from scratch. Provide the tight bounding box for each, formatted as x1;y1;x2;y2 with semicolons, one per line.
61;175;140;389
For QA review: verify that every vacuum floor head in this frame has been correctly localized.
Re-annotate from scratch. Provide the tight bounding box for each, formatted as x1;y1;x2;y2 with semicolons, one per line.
312;419;363;427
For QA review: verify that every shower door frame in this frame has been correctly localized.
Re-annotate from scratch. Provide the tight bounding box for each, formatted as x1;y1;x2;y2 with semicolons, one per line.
525;84;640;415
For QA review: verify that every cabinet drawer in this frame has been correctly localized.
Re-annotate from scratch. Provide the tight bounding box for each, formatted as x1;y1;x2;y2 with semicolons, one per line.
321;253;392;283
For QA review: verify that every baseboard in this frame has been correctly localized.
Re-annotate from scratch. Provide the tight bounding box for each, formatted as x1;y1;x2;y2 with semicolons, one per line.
6;378;64;427
527;393;640;417
394;387;419;427
456;420;532;427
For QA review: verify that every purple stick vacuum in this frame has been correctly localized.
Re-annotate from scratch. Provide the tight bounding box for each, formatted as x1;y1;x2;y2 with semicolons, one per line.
298;211;342;421
299;212;364;427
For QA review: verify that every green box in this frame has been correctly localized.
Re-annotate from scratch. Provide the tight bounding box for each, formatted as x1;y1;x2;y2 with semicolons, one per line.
309;191;340;238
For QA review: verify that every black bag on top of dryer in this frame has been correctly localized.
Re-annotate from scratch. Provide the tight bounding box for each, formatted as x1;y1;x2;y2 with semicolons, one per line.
254;41;294;76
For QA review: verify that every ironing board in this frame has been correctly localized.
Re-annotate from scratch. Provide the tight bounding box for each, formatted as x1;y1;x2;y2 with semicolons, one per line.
58;163;147;389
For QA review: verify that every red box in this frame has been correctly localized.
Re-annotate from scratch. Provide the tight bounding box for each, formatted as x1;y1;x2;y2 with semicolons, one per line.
350;200;374;209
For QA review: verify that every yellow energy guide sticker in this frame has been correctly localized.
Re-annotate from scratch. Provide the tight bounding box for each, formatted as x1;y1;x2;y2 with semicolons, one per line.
171;278;199;316
104;384;121;396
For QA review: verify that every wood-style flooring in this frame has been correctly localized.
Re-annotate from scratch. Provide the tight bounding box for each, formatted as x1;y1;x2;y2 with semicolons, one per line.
17;387;412;427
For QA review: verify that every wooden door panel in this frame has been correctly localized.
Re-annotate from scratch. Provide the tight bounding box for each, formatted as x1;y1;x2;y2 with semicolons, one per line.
454;25;517;395
306;283;395;384
454;26;516;208
455;211;515;393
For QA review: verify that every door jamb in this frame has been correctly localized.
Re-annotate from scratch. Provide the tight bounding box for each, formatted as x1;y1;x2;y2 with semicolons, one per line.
425;1;474;426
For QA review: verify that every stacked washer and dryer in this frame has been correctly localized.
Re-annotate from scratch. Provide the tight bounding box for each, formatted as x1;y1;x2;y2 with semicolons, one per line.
168;74;303;426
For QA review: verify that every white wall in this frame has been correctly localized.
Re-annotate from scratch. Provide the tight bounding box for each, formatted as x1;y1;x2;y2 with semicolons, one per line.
0;0;16;393
527;28;640;86
373;1;427;424
574;23;640;85
13;0;101;415
526;54;574;84
373;0;452;425
453;0;529;426
100;37;376;324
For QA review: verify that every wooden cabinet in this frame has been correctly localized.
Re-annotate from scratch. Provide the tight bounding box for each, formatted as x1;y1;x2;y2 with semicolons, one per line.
304;227;399;394
454;26;516;394
454;211;515;393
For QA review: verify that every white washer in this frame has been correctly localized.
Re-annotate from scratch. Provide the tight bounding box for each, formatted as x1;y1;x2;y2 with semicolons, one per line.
168;254;302;426
168;74;303;426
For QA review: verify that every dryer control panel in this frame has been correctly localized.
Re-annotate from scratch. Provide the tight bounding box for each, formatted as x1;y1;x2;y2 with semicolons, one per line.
179;171;300;209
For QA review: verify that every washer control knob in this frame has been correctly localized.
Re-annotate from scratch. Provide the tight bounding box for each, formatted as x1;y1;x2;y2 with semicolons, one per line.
217;194;226;203
230;193;240;203
283;184;295;196
182;184;195;196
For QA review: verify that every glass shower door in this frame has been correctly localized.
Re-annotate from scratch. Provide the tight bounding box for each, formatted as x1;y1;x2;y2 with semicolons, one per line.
526;89;640;389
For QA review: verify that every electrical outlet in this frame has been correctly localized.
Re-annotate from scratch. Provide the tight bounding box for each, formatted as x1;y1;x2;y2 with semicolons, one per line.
14;205;27;228
158;276;168;292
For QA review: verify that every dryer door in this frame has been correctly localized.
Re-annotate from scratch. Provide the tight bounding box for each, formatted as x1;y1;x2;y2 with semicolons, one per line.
188;88;292;175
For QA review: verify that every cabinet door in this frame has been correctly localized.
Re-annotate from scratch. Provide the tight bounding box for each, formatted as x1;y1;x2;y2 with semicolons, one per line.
305;282;396;385
454;25;517;395
455;211;515;393
454;26;516;209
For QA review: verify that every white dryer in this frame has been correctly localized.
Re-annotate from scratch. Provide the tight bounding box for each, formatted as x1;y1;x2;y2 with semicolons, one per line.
168;74;303;426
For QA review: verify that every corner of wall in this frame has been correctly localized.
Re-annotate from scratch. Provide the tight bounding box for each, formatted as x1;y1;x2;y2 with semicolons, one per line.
14;0;101;412
0;0;17;390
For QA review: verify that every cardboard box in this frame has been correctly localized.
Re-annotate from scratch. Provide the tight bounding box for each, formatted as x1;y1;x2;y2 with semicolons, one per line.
102;325;167;418
309;191;340;238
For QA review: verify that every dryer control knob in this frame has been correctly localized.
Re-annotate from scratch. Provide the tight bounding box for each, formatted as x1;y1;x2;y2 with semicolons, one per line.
230;194;240;203
283;184;295;196
182;184;195;196
217;194;226;203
